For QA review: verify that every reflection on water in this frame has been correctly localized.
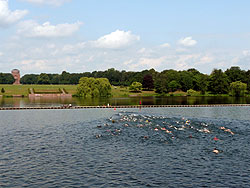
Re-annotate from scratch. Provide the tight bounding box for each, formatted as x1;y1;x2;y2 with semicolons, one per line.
1;96;250;107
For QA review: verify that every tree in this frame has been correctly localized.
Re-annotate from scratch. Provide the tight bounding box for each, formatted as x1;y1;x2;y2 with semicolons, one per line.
225;66;245;83
76;77;111;97
129;82;142;92
168;80;181;92
179;71;193;91
208;69;229;94
154;70;180;94
230;81;247;97
0;73;15;84
245;70;250;92
59;71;71;84
193;74;209;94
187;89;197;96
142;74;154;90
37;73;50;84
20;74;38;84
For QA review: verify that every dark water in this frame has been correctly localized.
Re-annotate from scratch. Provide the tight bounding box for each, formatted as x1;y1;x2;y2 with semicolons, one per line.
1;96;250;107
0;107;250;187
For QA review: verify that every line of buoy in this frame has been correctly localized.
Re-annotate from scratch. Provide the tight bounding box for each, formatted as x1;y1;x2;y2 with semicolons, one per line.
0;104;250;111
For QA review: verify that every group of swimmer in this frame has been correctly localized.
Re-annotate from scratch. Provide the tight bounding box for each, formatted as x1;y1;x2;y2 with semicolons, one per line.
95;113;235;154
219;126;234;135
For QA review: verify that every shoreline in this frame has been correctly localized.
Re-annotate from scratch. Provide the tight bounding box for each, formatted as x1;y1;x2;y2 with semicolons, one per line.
1;104;250;111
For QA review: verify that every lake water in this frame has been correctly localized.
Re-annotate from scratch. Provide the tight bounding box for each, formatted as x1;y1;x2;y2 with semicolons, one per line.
1;96;250;107
0;107;250;187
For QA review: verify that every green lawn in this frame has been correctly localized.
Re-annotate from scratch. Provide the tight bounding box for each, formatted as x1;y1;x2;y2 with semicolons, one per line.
0;84;77;96
111;86;156;97
0;84;157;97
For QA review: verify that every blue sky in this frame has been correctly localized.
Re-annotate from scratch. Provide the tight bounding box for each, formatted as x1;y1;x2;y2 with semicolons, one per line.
1;0;250;74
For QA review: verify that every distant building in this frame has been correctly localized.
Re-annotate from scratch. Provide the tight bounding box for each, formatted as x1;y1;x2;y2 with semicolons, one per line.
11;69;21;85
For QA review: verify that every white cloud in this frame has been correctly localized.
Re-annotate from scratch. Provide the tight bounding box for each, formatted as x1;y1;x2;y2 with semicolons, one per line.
61;42;86;54
243;50;250;56
93;30;140;49
129;56;166;70
160;43;171;48
178;36;197;47
16;59;50;72
17;20;82;37
0;0;28;27
137;48;146;53
123;59;134;65
20;0;71;6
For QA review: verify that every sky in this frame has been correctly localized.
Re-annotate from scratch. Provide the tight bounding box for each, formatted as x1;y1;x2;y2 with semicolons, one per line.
1;0;250;75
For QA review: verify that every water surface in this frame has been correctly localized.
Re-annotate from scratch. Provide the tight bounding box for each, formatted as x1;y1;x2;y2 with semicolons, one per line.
0;107;250;187
1;96;250;107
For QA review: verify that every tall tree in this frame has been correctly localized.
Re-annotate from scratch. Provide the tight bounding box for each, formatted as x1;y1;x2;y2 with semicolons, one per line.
142;74;154;90
225;66;245;83
230;81;247;97
208;69;229;94
37;73;50;84
20;74;39;84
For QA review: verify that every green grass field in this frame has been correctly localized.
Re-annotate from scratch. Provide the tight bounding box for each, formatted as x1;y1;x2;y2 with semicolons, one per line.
1;84;244;97
0;84;78;96
111;86;156;97
0;84;157;97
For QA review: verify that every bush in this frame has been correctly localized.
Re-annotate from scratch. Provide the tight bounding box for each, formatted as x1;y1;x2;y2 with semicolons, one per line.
129;82;142;92
187;89;197;96
76;77;111;98
1;88;5;93
230;81;247;97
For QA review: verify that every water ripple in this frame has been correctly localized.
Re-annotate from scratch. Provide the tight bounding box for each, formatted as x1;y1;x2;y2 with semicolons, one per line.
0;109;250;187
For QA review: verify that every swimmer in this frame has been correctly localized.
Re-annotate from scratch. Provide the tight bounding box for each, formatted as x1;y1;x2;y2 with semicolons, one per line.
115;129;121;132
219;126;226;130
97;125;102;128
213;136;219;141
137;124;144;128
144;136;149;139
112;120;116;123
166;130;172;134
213;148;220;154
203;128;211;133
95;134;102;138
123;123;129;127
161;127;166;131
224;129;235;135
154;128;159;131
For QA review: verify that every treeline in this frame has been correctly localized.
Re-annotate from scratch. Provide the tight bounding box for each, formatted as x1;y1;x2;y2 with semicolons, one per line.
19;68;156;86
0;73;14;84
1;66;250;94
154;67;250;95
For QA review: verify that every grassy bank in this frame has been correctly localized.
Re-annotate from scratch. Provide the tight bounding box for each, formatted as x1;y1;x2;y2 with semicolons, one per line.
0;84;77;97
1;84;248;98
0;84;157;97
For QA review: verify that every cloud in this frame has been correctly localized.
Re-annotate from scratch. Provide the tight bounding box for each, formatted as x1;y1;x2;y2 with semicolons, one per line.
160;43;171;48
178;36;197;47
0;0;28;27
17;20;82;37
137;48;146;53
128;56;166;70
242;50;250;56
20;0;71;6
93;30;140;49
